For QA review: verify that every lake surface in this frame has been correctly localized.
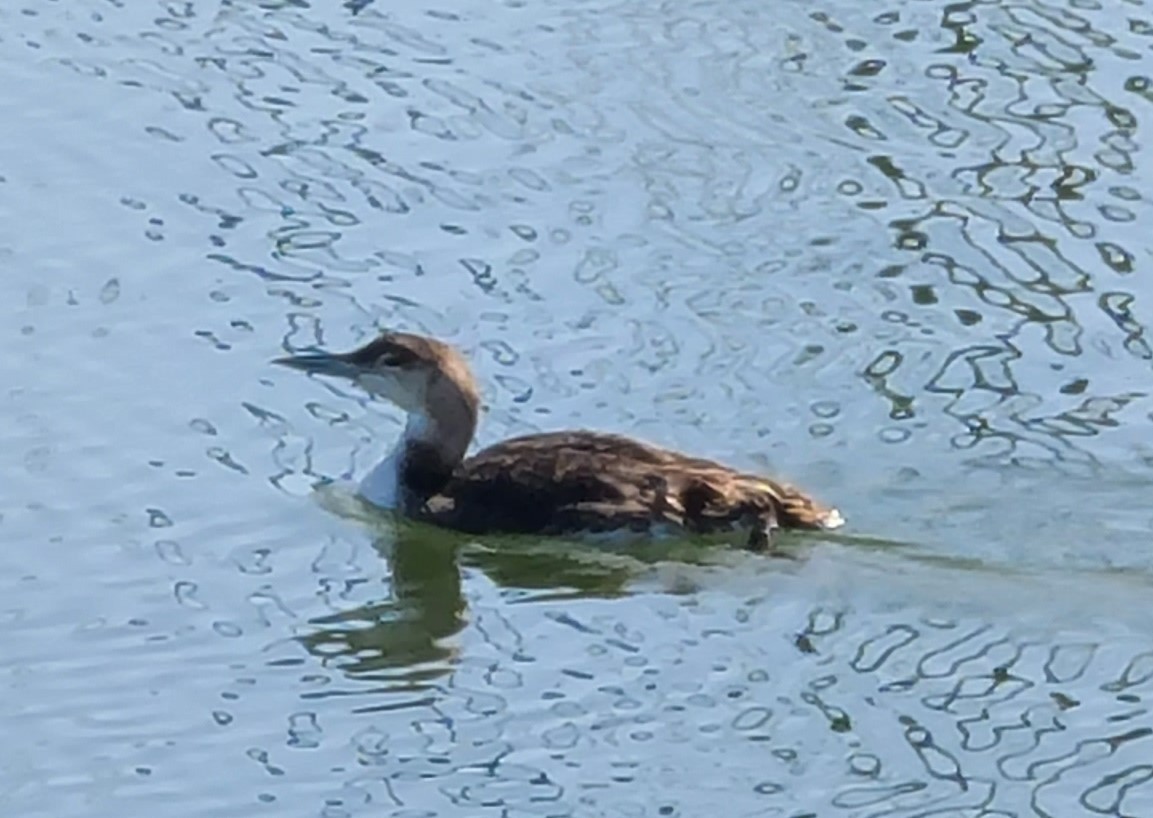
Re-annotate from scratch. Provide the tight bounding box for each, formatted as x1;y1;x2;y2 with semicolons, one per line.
2;0;1152;815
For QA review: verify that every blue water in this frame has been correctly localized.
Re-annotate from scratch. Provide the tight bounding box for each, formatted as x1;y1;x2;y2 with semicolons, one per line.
2;0;1152;815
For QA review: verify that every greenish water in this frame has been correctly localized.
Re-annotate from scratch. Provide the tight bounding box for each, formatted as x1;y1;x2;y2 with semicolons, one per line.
2;0;1152;815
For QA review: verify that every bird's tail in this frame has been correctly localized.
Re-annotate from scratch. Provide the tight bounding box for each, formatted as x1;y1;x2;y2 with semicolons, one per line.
749;478;845;530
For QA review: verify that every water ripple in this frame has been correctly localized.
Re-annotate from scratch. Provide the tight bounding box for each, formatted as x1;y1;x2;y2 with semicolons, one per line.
3;0;1153;815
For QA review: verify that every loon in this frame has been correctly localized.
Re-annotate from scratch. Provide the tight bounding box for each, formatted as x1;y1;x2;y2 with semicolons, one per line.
273;331;843;550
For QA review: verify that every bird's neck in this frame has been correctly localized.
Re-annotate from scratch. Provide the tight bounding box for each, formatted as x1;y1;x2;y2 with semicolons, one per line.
358;394;476;512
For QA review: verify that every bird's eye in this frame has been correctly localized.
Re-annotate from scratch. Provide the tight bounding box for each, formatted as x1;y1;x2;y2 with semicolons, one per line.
378;349;417;368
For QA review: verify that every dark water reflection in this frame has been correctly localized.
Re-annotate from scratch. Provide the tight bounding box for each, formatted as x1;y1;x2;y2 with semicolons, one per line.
299;525;466;686
286;525;1153;816
2;0;1153;814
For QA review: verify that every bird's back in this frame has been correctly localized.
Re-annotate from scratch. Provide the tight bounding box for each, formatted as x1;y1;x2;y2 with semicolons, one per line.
418;431;842;544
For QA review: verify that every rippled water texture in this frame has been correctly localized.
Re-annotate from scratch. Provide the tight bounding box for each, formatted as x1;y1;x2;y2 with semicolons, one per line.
2;0;1152;815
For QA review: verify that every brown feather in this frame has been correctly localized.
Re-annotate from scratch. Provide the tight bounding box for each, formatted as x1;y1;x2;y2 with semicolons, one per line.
413;431;842;544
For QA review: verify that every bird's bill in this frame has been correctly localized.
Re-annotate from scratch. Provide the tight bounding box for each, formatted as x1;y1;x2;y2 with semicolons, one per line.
271;351;362;380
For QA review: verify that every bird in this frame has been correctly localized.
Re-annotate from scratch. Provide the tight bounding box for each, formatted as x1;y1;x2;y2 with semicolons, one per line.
273;330;843;550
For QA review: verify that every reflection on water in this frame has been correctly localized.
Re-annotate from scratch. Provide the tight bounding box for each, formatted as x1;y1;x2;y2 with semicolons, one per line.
287;488;1153;815
293;489;750;692
299;525;465;689
1;0;1153;814
292;519;1153;816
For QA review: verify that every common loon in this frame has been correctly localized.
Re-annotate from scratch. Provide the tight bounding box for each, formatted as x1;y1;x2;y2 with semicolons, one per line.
274;331;843;550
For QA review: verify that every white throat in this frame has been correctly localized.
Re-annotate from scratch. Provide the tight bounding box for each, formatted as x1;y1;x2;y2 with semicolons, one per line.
357;410;435;510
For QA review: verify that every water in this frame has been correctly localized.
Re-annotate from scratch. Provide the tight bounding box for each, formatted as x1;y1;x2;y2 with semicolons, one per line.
2;0;1152;815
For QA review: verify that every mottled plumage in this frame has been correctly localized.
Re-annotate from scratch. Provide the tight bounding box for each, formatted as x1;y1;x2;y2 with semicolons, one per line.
274;331;843;549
